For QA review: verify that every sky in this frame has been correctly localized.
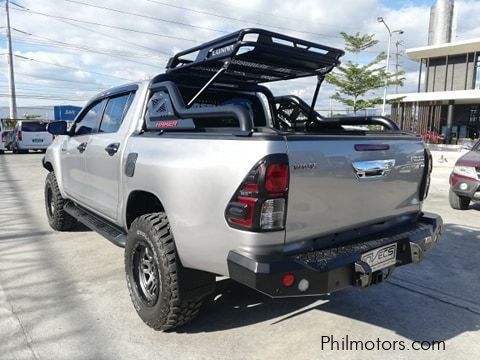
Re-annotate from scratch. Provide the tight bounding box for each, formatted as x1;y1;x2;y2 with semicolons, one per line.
1;0;480;116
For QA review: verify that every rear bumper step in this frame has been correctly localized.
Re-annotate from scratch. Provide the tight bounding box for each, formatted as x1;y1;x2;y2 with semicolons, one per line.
227;212;442;297
64;202;126;247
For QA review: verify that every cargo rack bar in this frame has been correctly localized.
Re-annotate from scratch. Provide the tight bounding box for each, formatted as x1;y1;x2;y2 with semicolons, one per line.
152;29;403;136
166;28;345;88
273;95;400;131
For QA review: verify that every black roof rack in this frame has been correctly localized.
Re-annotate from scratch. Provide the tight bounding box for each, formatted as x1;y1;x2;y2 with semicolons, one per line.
166;28;344;87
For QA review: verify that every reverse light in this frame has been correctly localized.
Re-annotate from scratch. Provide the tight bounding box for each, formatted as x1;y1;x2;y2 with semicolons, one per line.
453;166;478;180
298;278;310;292
225;154;289;232
260;198;285;230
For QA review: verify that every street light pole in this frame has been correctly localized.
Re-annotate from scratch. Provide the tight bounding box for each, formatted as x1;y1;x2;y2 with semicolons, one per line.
383;33;392;116
377;17;403;116
5;0;18;120
395;40;404;94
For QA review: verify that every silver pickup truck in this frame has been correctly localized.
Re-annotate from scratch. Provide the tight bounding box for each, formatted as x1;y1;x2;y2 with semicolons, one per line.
43;29;442;331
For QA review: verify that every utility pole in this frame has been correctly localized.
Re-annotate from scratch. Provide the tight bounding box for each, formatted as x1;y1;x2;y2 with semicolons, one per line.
5;0;18;119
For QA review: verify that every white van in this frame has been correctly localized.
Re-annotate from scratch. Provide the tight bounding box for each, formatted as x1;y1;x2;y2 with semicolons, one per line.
12;121;53;153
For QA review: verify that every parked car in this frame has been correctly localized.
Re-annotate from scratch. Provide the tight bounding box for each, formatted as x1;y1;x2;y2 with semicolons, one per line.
462;142;475;150
12;120;53;153
42;29;442;331
0;120;13;153
4;130;15;151
449;140;480;209
0;127;8;154
1;130;14;152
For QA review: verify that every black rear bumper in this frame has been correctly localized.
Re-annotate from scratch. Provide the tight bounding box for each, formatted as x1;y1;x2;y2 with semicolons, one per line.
227;212;442;298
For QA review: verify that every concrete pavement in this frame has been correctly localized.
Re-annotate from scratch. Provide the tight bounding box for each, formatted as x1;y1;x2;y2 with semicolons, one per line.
0;152;479;360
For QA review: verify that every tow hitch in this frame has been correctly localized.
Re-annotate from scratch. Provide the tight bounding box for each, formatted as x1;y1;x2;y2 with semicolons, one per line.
354;260;395;288
354;238;431;288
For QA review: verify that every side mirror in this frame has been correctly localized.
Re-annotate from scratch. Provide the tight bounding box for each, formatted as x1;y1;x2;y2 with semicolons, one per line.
47;121;68;135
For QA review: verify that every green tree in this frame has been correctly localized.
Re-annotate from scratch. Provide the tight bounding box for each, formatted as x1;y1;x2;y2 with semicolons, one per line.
24;114;42;120
325;32;404;114
1;114;42;130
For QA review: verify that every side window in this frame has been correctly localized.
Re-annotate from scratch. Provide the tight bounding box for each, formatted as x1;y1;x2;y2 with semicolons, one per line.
99;93;133;134
74;100;105;136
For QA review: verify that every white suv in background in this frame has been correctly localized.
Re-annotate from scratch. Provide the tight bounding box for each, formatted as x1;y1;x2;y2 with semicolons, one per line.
12;121;53;153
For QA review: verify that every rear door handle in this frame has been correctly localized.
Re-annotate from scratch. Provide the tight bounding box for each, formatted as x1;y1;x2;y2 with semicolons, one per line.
77;142;87;153
352;159;395;179
105;143;120;156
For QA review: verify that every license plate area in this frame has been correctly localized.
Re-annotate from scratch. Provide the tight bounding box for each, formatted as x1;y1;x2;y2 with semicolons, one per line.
32;139;43;143
361;242;397;272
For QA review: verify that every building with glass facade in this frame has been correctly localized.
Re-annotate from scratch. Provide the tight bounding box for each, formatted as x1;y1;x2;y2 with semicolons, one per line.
388;38;480;142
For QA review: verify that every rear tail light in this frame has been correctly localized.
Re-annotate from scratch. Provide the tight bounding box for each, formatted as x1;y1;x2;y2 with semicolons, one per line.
225;154;289;231
17;130;22;141
282;273;295;287
419;148;432;201
265;164;288;194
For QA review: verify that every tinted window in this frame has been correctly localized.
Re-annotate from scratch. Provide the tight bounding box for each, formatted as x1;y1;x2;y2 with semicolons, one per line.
99;93;132;133
74;100;105;136
22;122;47;132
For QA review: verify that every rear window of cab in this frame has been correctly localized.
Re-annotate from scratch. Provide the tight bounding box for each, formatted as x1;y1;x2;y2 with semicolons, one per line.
22;122;47;132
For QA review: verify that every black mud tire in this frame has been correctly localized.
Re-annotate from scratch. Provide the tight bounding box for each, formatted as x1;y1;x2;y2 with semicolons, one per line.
125;213;205;331
0;150;4;154
45;172;77;231
449;188;470;210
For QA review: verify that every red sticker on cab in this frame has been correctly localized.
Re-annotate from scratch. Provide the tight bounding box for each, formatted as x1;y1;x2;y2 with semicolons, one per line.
155;120;178;128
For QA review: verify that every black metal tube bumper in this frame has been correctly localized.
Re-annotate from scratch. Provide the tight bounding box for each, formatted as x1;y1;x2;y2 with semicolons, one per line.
227;212;442;298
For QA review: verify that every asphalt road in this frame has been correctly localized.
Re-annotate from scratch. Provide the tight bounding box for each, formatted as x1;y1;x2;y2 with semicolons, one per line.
0;152;479;360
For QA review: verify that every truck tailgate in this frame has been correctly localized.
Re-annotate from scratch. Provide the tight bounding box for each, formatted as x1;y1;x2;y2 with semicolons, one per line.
285;134;426;247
